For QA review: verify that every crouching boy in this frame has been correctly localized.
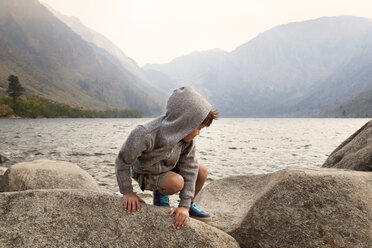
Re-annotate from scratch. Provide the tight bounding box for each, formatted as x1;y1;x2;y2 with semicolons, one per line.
115;86;218;229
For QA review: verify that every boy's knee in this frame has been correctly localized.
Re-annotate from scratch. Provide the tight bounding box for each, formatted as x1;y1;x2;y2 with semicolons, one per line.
171;173;184;192
163;173;184;194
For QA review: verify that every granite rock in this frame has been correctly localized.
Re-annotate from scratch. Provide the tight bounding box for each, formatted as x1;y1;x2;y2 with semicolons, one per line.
195;166;372;248
0;167;7;175
0;167;7;192
0;153;9;163
0;189;239;248
2;159;100;192
322;119;372;171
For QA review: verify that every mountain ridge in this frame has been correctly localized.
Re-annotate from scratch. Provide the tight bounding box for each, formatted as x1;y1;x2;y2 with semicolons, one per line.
0;0;164;116
319;89;372;118
144;16;372;117
2;3;371;118
43;3;147;82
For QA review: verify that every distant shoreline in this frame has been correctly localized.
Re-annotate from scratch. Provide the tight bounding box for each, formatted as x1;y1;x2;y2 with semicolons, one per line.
0;116;144;119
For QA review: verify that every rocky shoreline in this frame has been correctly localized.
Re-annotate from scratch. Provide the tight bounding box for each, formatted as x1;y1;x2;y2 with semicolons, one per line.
0;120;371;247
0;160;239;248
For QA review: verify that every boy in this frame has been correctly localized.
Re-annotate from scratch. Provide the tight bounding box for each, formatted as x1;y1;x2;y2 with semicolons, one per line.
115;86;218;230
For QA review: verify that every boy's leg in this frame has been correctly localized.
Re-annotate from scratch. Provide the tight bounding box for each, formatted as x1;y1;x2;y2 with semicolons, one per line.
160;163;210;221
192;163;208;201
153;171;184;208
159;172;184;195
189;163;211;222
170;163;208;199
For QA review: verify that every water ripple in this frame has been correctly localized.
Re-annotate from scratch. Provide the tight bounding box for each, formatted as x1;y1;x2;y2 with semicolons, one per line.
0;118;369;199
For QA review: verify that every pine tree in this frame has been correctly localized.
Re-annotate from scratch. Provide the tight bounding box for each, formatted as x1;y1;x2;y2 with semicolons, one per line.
7;75;25;114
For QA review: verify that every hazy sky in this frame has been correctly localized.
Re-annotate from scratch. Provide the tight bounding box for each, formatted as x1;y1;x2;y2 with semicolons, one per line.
40;0;372;66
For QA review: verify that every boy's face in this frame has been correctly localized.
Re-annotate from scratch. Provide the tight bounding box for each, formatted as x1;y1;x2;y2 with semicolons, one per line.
183;125;205;142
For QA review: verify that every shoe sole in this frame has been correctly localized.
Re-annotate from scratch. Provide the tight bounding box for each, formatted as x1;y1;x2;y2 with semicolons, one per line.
190;216;212;222
154;205;171;211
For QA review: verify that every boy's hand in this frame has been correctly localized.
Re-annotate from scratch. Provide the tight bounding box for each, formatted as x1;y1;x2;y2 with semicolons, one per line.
123;192;145;214
170;206;190;229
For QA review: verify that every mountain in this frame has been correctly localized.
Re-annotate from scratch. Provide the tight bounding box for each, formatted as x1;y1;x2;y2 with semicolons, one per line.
43;4;148;84
144;16;372;117
144;48;233;100
144;49;241;115
0;0;164;116
319;89;372;118
143;69;180;98
289;28;372;116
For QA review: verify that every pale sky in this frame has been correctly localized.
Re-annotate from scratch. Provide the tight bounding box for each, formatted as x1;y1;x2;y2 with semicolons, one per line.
40;0;372;66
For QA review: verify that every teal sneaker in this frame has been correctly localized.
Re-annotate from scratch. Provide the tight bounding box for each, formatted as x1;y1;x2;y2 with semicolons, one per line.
189;202;212;222
153;190;170;209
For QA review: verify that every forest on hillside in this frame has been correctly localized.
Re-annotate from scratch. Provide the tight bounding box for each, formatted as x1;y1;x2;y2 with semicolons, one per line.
0;96;143;118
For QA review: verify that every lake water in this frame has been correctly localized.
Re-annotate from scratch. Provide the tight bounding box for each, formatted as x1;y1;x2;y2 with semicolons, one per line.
0;118;369;205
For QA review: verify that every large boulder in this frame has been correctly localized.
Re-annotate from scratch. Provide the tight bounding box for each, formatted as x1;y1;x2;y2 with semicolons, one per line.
322;119;372;171
195;166;372;248
0;189;239;248
2;159;100;192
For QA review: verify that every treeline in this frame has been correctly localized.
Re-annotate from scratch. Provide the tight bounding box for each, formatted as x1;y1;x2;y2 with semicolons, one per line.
0;96;143;118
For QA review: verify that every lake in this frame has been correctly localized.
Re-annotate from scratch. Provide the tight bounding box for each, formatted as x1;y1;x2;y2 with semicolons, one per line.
0;118;369;204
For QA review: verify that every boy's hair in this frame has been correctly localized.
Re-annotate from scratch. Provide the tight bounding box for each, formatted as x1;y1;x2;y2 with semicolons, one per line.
201;109;219;127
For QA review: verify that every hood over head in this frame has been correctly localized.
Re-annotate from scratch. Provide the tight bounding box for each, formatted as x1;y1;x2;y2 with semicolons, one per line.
160;86;212;146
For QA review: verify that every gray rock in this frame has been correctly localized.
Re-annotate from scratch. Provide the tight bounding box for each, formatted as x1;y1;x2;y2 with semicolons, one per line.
322;119;372;171
0;167;7;192
195;166;372;248
0;154;9;163
2;159;100;192
0;167;7;175
0;189;239;248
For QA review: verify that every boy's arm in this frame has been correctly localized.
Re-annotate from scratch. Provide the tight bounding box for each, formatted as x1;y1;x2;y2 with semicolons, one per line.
115;125;152;196
168;141;197;229
176;140;198;208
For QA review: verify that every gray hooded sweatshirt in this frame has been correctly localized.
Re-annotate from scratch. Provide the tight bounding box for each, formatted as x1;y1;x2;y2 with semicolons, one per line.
115;86;212;207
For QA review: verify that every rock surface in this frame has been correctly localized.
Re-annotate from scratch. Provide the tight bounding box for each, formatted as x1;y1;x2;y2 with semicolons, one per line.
0;189;239;248
0;167;7;175
195;166;372;248
0;167;7;192
0;153;9;163
322;119;372;171
2;159;100;192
